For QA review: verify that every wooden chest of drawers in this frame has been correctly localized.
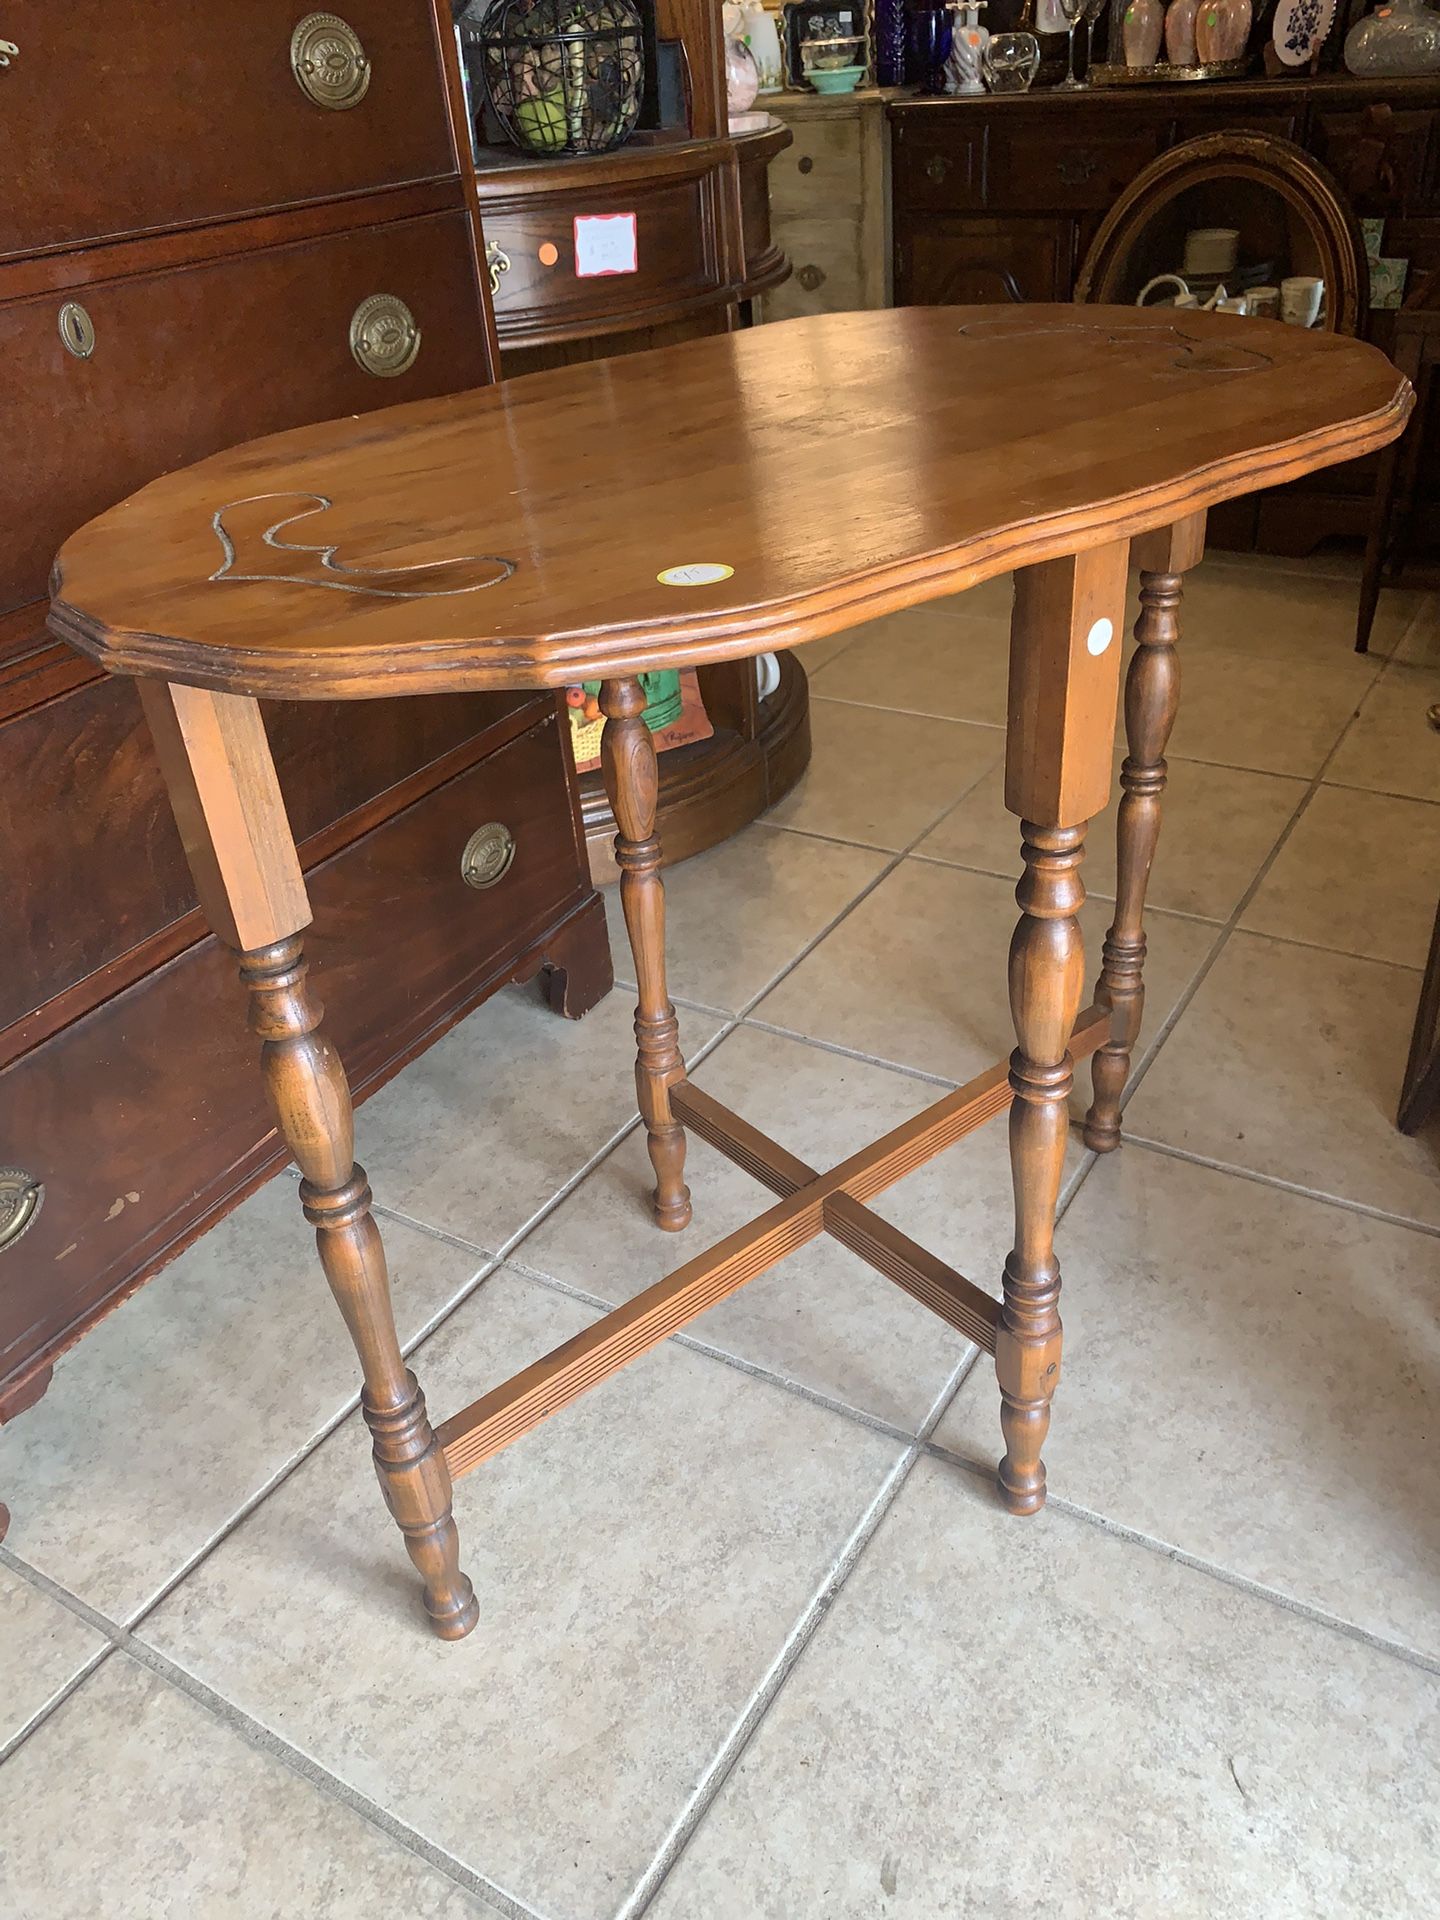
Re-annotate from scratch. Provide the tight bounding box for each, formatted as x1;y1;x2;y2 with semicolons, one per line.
0;1;609;1423
760;91;892;323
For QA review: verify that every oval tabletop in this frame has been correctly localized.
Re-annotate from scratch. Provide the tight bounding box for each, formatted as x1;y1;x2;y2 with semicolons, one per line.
49;306;1410;699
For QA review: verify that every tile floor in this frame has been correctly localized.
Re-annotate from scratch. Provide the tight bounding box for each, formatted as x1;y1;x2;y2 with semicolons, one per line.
3;550;1439;1918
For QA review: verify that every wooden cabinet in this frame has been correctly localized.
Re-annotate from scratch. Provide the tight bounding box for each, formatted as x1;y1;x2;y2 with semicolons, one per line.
891;76;1440;554
760;91;891;322
479;142;742;349
0;2;610;1425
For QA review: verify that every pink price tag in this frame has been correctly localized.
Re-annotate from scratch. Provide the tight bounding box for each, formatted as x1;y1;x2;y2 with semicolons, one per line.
573;212;638;278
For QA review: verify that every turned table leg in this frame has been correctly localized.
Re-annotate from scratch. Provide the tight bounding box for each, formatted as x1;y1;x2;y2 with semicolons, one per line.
1084;515;1203;1153
997;544;1128;1513
139;679;477;1640
600;678;691;1231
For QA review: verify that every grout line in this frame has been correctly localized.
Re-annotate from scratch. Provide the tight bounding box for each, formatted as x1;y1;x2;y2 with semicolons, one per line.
111;1639;548;1920
0;1628;115;1769
735;1016;963;1090
369;1013;743;1274
1118;1133;1440;1238
805;691;1006;728
614;1346;983;1920
1320;776;1440;806
921;1443;1440;1680
904;849;1230;928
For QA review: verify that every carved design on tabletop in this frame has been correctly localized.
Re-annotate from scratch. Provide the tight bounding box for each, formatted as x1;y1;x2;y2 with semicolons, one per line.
954;316;1275;374
210;493;517;598
290;12;371;111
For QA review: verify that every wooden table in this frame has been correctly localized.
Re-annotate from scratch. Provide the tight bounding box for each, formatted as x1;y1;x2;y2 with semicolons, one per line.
48;309;1410;1640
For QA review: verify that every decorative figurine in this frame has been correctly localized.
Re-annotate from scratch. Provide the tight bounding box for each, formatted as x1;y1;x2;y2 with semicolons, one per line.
947;0;990;91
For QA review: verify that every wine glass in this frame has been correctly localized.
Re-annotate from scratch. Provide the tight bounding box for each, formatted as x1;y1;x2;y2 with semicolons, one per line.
1081;0;1108;79
1054;0;1085;88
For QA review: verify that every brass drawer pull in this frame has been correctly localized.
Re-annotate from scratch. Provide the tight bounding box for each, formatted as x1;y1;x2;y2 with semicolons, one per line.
349;294;420;377
461;822;516;890
925;153;950;184
291;12;371;111
1057;150;1099;186
487;241;512;298
798;155;814;175
58;300;96;359
0;1169;42;1251
797;264;826;292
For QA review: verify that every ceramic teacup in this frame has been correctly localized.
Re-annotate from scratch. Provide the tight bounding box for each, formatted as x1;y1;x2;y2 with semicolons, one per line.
1281;275;1325;327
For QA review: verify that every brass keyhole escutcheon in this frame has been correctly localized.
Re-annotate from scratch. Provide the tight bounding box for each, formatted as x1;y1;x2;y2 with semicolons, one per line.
290;12;371;111
487;240;512;297
0;1169;42;1251
461;823;516;891
349;293;421;377
58;300;96;360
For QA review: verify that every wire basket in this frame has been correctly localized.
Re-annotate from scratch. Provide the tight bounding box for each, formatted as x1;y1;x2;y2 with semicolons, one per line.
469;0;645;157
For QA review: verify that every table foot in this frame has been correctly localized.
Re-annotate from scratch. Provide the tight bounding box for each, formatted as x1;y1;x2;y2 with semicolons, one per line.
600;679;692;1234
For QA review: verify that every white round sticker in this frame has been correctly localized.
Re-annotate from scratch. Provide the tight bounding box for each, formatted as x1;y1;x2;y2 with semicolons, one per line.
657;563;734;587
1086;617;1114;657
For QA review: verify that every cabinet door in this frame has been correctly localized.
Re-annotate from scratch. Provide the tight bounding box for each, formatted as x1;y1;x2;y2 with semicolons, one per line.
1309;107;1435;217
896;217;1074;307
0;2;455;260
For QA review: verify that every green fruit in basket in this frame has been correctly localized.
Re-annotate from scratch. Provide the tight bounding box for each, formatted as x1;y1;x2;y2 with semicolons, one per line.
515;90;567;152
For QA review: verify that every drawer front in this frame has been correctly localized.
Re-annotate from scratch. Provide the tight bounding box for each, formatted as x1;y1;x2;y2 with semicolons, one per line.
896;217;1074;307
986;122;1163;213
485;175;724;342
0;675;540;1038
765;217;866;318
769;119;864;220
0;710;595;1381
1;207;488;616
1310;108;1436;215
0;2;454;260
892;122;986;212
